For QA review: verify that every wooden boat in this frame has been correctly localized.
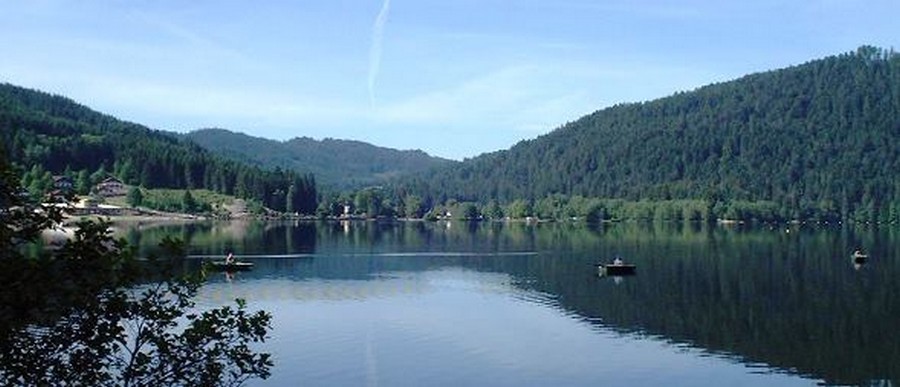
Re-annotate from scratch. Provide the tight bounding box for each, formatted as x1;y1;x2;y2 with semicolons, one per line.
210;261;255;271
598;263;636;276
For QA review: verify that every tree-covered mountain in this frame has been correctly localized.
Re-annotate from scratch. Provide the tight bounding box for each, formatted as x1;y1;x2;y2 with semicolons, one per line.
186;128;454;190
0;83;317;213
397;46;900;222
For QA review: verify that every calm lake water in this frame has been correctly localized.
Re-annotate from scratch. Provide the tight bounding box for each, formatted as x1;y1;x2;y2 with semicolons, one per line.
123;220;900;386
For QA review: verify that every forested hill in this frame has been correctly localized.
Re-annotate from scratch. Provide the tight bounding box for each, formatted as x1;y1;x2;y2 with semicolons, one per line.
400;46;900;221
186;128;453;190
0;83;317;213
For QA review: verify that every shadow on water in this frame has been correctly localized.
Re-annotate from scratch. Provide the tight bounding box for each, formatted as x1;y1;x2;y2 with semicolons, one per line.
115;219;900;385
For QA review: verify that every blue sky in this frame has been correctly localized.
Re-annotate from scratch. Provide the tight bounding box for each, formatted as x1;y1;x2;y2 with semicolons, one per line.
1;1;898;160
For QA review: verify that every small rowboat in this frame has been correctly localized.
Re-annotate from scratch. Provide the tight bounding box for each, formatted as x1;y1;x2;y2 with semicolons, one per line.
210;261;255;271
598;264;636;276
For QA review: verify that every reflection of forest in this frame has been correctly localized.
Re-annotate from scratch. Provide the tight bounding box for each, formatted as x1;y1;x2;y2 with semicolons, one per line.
195;269;521;305
522;225;900;386
128;220;899;384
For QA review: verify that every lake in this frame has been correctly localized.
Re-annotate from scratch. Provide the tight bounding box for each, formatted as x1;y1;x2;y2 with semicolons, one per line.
123;220;900;386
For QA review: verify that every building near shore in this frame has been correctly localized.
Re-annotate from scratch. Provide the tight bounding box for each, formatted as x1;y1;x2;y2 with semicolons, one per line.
53;175;74;193
95;177;126;197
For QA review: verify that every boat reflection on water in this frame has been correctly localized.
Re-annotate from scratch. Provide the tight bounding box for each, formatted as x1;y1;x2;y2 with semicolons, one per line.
851;250;868;271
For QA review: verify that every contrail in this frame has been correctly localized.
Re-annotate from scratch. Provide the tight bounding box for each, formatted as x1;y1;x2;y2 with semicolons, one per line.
368;0;391;109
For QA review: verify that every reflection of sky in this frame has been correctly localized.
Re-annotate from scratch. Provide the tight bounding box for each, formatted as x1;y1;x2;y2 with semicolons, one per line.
196;268;811;386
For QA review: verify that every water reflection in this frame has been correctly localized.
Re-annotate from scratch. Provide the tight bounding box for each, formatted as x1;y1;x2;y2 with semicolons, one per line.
114;220;900;385
196;268;527;305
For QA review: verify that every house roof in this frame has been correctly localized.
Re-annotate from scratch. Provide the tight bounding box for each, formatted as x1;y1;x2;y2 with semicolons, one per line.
100;177;123;184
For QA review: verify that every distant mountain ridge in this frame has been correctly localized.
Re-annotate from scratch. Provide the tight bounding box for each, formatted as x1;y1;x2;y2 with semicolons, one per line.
186;128;454;190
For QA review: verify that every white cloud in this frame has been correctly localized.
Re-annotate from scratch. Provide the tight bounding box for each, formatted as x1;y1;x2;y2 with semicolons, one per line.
376;66;539;124
25;71;360;132
372;59;696;134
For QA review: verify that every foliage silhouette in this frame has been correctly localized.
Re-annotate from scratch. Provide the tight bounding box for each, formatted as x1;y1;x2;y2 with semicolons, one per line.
0;150;273;386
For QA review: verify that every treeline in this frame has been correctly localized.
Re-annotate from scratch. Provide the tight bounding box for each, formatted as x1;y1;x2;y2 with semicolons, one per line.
393;46;900;223
0;83;317;213
316;189;834;224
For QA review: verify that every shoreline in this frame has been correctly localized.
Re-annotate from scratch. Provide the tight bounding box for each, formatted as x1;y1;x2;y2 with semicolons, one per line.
64;213;207;225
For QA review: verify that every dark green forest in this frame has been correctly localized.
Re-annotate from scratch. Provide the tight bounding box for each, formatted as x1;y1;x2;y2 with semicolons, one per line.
394;46;900;223
0;84;317;214
186;128;453;190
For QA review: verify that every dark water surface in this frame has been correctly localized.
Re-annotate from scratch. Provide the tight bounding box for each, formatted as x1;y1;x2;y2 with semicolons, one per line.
125;220;900;386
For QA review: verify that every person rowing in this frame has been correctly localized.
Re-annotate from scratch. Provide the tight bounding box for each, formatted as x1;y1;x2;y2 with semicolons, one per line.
225;251;235;264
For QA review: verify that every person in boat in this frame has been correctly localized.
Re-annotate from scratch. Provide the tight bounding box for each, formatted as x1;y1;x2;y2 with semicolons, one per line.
225;251;235;264
612;256;624;266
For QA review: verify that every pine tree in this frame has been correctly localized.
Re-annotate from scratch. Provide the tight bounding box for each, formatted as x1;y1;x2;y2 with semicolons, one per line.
127;186;143;208
181;190;197;213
